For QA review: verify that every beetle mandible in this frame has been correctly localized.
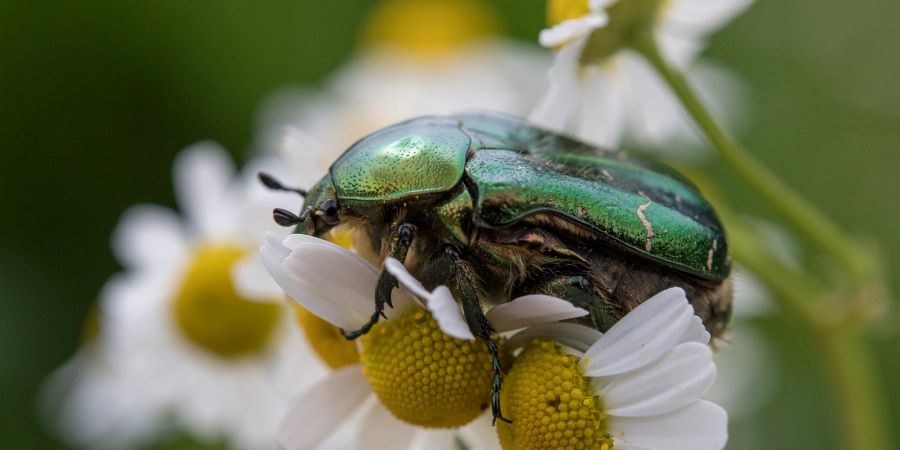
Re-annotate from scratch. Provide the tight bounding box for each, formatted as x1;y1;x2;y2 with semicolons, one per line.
263;112;732;424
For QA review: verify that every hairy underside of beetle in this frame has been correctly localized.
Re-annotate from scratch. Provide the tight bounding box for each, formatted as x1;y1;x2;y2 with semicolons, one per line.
472;222;732;337
344;208;731;338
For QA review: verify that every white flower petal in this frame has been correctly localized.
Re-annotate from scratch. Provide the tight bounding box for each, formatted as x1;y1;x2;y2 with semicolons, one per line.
411;430;457;450
277;126;335;188
357;402;416;450
231;252;286;302
582;288;694;376
656;32;704;69
233;156;305;240
619;52;689;147
385;258;474;340
529;36;588;132
428;286;475;340
731;269;775;318
459;412;503;450
278;365;371;450
384;257;430;299
576;65;626;147
608;400;728;450
173;142;236;235
662;0;754;36
705;324;774;419
506;322;602;354
680;315;711;345
262;232;376;330
111;204;187;271
538;13;608;48
589;0;619;9
485;295;588;332
602;342;716;417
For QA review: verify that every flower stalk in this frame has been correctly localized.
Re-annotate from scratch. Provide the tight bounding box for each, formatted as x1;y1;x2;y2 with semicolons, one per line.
634;33;870;283
629;32;891;450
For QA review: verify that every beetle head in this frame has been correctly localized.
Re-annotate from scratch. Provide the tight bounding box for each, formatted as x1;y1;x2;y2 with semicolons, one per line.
260;172;341;235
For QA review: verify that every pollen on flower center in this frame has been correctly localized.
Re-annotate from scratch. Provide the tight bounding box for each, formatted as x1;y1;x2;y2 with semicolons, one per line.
497;340;613;450
294;305;359;369
172;245;282;358
360;310;492;428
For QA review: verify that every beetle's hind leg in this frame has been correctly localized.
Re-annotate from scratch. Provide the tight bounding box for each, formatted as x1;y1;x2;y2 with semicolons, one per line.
434;245;512;425
341;223;417;340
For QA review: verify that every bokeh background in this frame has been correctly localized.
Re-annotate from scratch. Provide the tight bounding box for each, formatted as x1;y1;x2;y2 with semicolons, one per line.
1;1;898;448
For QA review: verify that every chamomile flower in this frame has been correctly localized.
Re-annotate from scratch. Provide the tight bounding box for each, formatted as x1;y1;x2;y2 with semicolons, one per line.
498;287;727;450
261;233;589;449
45;143;324;450
255;0;548;158
530;0;752;153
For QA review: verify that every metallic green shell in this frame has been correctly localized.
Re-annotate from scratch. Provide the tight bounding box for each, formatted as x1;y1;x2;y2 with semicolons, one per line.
330;117;471;203
456;112;728;280
457;111;689;181
323;112;728;280
464;150;728;280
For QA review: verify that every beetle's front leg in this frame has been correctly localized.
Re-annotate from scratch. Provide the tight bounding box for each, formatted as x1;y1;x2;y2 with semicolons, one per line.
443;245;512;425
341;223;416;340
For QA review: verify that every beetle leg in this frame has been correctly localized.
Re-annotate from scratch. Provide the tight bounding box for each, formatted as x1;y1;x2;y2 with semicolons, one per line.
341;223;417;340
516;272;620;332
443;245;512;425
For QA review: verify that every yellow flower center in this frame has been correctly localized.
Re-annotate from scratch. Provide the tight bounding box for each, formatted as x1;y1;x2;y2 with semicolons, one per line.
362;0;500;59
498;340;613;450
547;0;592;26
360;310;492;428
172;245;282;358
547;0;663;62
294;305;360;369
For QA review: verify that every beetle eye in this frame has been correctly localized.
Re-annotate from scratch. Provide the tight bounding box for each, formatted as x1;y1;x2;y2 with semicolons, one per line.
318;199;340;225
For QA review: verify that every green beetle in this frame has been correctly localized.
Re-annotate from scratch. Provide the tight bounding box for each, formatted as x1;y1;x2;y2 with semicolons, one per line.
262;112;731;423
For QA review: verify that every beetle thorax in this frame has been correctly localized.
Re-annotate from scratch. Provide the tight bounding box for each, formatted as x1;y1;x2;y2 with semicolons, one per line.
329;117;471;203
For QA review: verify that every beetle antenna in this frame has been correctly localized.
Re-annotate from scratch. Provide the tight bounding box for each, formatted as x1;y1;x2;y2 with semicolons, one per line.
273;208;303;227
258;172;307;197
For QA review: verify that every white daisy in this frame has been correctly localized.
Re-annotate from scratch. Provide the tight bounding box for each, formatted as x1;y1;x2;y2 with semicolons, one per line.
530;0;752;153
498;287;727;450
45;143;325;450
40;310;170;450
261;233;589;450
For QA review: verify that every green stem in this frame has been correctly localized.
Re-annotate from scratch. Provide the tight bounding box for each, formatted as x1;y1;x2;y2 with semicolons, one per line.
630;34;891;450
633;36;871;283
816;327;890;450
730;220;889;449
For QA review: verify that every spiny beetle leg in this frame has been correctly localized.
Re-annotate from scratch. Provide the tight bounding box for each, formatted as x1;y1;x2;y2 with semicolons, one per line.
341;273;394;340
445;245;512;425
341;222;416;340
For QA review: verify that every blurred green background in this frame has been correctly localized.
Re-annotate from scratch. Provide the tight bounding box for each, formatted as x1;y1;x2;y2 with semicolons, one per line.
1;1;898;448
